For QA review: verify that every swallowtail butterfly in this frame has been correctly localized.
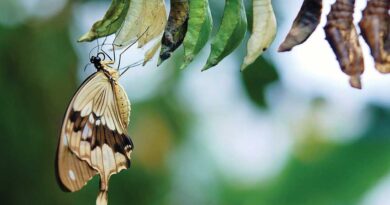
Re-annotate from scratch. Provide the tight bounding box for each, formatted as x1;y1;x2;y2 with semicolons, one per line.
56;52;133;205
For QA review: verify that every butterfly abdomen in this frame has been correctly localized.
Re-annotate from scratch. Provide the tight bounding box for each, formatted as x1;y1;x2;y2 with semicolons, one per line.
114;83;131;127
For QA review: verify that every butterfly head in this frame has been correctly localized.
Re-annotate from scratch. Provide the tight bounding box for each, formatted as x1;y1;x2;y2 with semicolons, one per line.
90;52;106;70
90;55;101;64
90;52;118;80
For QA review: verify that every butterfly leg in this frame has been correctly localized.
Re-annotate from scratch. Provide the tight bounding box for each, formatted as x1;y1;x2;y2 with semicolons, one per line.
117;27;151;69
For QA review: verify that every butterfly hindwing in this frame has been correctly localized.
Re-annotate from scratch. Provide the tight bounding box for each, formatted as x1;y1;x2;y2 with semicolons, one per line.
56;70;133;195
56;131;97;192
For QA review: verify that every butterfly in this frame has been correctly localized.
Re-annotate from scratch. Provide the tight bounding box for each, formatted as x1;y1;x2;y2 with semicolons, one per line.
56;52;134;205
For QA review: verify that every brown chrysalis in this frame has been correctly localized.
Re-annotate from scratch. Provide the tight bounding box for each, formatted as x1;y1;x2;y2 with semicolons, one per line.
359;0;390;73
324;0;364;89
278;0;323;52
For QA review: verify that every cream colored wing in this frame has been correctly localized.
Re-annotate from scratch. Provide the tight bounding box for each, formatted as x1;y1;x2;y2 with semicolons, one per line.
56;71;133;202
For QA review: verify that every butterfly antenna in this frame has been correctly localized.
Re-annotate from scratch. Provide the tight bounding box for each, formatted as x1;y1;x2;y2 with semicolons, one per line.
97;52;106;61
117;26;150;69
87;29;113;67
89;46;95;59
101;48;113;61
84;63;92;71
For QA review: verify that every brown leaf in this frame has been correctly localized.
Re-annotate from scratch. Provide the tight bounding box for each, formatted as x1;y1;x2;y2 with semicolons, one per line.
324;0;364;89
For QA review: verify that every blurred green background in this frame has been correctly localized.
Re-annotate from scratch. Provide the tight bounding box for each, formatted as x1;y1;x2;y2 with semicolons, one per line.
1;0;390;205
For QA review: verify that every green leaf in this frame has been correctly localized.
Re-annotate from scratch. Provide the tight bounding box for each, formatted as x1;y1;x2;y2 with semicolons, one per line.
78;0;130;42
241;57;278;108
180;0;213;69
203;0;247;71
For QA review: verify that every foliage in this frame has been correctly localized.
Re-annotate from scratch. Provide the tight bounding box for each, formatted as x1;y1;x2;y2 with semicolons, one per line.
1;1;390;205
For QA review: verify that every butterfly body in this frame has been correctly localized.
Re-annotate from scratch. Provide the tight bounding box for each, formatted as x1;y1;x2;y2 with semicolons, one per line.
56;54;132;205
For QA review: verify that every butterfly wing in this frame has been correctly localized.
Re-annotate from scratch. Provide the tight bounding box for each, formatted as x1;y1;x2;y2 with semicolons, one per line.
56;71;133;194
56;131;97;192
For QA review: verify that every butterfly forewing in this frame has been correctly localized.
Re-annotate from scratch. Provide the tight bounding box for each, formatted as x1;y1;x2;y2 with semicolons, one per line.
56;69;133;197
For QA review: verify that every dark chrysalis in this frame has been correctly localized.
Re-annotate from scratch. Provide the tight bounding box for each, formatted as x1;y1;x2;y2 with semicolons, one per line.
359;0;390;73
324;0;364;89
278;0;323;52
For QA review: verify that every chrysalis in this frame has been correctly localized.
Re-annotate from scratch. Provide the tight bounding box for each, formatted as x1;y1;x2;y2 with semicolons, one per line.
359;0;390;73
278;0;322;52
324;0;364;89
